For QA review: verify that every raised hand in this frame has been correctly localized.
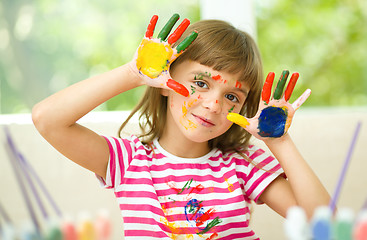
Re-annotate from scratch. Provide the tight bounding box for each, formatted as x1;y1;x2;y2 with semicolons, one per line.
227;70;311;140
132;14;198;97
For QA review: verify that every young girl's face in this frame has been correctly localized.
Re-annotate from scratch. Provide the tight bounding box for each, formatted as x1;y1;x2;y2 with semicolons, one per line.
163;60;250;144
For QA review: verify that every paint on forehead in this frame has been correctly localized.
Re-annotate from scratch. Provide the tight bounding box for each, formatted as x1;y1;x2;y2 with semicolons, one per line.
211;74;229;84
235;80;242;89
258;106;288;138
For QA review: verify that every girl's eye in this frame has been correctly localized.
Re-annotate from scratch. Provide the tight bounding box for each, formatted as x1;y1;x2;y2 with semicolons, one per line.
194;81;208;89
225;94;239;103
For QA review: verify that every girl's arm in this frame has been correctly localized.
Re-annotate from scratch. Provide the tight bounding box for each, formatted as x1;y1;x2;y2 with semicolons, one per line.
260;134;330;218
32;14;198;179
227;70;330;218
32;63;143;179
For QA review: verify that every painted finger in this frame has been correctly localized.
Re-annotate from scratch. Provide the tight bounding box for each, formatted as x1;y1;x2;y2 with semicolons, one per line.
227;113;250;129
284;72;299;101
145;15;158;38
158;13;180;41
166;79;189;97
176;31;198;53
167;19;190;45
273;70;290;100
262;72;275;104
292;89;311;110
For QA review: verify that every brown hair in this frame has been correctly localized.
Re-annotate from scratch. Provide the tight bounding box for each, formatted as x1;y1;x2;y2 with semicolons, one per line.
118;19;263;152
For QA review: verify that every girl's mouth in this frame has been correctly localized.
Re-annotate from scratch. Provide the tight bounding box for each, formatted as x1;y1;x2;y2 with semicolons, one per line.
192;114;215;127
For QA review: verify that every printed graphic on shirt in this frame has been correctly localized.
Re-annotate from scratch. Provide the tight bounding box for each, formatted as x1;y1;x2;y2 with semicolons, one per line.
160;178;223;239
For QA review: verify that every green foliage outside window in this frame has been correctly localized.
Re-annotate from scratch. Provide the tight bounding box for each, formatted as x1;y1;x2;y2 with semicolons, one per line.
0;0;365;114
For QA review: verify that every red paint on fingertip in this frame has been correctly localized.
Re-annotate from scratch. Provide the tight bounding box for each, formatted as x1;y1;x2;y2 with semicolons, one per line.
145;15;158;38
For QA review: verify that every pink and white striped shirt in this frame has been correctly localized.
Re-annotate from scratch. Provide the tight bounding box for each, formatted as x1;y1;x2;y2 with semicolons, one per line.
98;135;284;239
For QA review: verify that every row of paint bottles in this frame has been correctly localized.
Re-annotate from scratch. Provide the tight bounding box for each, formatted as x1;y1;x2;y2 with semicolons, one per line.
285;206;367;240
1;211;111;240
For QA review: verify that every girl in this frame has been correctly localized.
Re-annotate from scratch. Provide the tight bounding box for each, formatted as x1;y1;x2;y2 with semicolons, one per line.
32;14;330;239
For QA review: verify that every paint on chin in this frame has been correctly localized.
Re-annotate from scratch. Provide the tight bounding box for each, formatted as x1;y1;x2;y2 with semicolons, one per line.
258;106;288;138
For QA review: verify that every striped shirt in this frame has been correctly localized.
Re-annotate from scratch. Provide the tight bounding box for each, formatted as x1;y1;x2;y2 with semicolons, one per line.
98;135;284;239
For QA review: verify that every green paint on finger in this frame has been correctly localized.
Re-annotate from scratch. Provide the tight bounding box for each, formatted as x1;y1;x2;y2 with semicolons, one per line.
158;13;180;41
176;31;198;52
273;70;289;100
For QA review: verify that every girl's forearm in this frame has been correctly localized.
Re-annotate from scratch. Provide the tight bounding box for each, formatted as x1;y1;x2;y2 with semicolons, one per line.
32;62;143;131
264;134;331;217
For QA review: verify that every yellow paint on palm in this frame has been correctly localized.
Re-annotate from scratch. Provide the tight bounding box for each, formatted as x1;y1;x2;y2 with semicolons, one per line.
227;113;249;129
136;39;173;78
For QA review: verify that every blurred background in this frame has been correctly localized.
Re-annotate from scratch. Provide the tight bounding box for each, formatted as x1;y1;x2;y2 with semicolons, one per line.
1;0;367;239
1;0;366;114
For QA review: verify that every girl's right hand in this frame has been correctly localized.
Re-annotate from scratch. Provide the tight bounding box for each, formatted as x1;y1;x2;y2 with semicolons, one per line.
130;14;198;97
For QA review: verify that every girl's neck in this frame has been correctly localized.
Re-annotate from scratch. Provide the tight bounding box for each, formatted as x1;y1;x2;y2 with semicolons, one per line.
158;134;211;158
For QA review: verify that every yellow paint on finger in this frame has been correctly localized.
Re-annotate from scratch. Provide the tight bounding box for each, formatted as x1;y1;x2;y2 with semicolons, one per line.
227;113;249;129
136;39;173;78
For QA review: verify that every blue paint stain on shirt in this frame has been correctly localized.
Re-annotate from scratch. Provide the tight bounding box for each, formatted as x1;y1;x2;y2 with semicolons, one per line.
258;106;288;138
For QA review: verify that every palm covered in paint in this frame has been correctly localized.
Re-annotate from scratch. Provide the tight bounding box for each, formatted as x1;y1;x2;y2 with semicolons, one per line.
227;70;311;140
131;14;198;97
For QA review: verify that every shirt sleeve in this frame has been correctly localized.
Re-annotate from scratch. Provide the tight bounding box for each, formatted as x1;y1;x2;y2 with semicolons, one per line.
238;145;285;204
96;135;136;189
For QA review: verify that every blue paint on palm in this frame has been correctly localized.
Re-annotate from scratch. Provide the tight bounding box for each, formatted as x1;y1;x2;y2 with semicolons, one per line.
258;106;288;137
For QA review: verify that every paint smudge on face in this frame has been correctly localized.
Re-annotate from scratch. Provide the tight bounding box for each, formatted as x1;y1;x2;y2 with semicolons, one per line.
258;106;288;138
211;74;228;84
235;80;242;89
228;105;235;113
136;39;173;78
191;85;196;95
215;100;218;104
180;98;198;130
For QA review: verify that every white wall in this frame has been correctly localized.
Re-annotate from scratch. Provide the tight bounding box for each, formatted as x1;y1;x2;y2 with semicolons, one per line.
1;108;367;239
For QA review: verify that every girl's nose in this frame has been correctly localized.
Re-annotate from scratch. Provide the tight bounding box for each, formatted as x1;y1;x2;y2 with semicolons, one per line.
202;97;222;114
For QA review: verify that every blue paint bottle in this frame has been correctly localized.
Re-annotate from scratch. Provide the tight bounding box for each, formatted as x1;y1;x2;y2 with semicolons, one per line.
311;206;332;240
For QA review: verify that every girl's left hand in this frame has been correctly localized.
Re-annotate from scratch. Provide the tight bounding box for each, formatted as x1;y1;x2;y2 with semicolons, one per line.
227;70;311;140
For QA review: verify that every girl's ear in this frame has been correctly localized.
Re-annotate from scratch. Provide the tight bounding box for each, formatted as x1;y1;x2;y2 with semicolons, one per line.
160;88;169;97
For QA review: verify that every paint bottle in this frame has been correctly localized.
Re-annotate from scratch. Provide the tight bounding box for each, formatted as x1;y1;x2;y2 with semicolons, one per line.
353;209;367;240
1;223;17;240
44;218;63;240
94;209;111;240
311;206;332;240
77;212;96;240
61;217;78;240
333;207;354;240
19;221;43;240
284;206;311;240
